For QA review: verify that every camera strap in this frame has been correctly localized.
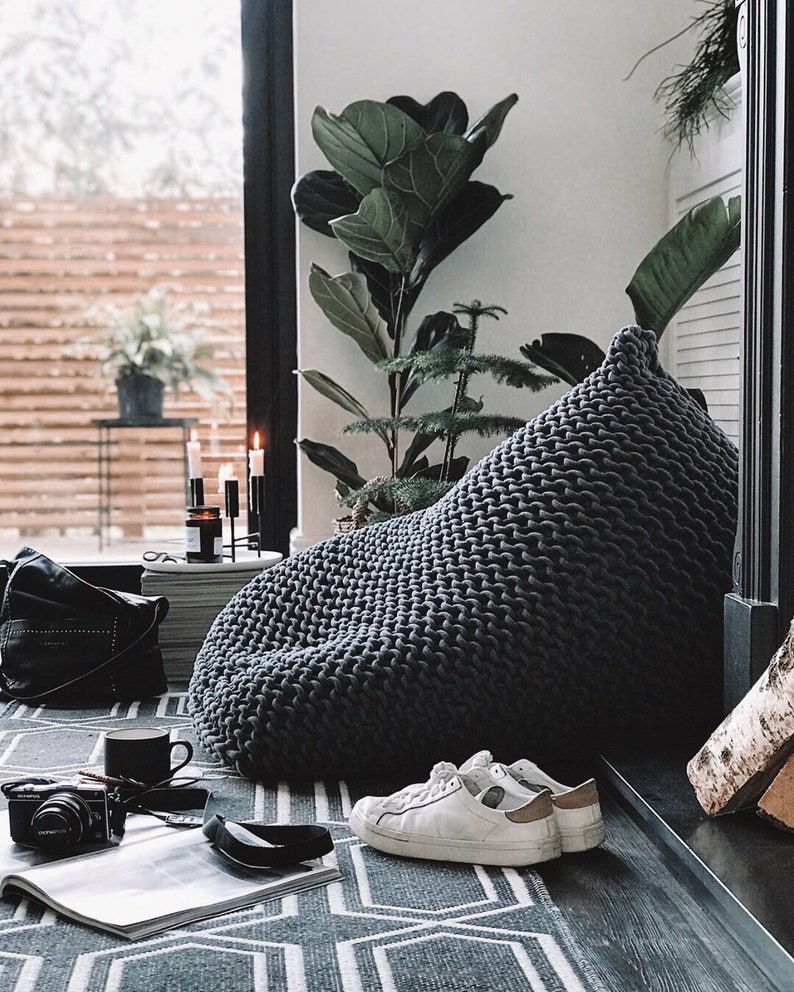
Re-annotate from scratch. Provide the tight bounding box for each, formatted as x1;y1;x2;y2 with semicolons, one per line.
122;786;212;827
121;788;335;867
202;814;334;868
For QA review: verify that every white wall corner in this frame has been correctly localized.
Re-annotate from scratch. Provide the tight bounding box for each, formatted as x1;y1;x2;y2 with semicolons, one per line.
292;0;696;546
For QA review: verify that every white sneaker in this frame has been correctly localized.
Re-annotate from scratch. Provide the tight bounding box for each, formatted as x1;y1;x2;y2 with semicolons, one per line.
460;751;605;853
460;751;605;854
348;761;562;866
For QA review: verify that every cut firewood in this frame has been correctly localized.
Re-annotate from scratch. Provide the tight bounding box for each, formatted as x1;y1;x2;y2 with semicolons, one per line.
758;753;794;832
687;616;794;816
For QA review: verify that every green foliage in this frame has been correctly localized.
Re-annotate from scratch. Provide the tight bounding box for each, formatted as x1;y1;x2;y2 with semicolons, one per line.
520;334;606;387
339;300;553;520
642;0;740;155
341;476;452;522
293;92;555;526
627;194;741;335
522;194;741;389
342;410;527;439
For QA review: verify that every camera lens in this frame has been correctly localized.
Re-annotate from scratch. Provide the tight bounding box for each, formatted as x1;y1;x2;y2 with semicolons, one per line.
31;792;92;852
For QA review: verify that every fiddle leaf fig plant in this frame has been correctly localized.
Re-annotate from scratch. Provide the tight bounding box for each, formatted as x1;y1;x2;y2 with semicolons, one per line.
522;194;741;390
293;91;555;525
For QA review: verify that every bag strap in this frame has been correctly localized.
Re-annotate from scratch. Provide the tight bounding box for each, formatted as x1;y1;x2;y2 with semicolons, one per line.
0;596;168;702
203;814;334;868
0;560;11;610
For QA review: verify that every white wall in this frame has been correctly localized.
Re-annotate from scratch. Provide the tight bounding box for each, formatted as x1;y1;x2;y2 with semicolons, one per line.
661;76;743;444
292;0;694;549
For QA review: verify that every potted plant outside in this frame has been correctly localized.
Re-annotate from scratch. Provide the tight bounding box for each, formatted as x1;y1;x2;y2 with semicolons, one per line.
95;288;231;421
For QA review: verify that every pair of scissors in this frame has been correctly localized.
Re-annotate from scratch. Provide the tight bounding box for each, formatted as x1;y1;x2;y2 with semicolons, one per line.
142;550;185;564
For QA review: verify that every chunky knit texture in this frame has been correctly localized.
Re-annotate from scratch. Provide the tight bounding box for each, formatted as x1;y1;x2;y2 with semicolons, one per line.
189;327;738;781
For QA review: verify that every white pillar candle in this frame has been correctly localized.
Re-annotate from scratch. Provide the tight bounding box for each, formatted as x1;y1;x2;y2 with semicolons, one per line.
217;461;237;493
186;430;203;480
248;431;264;476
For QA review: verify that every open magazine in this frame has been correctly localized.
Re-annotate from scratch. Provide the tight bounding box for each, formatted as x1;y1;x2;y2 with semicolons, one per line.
0;811;340;940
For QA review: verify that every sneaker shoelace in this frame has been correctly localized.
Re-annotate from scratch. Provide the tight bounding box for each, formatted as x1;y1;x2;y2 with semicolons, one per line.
383;761;458;812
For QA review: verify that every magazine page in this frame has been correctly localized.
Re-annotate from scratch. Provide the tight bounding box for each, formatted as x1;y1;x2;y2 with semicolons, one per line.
0;813;340;940
0;811;167;873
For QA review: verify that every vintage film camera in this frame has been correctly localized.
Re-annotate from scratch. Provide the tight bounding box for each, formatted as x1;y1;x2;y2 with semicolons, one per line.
3;780;119;853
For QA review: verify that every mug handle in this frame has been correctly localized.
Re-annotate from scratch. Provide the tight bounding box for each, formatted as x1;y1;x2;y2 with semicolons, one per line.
168;740;194;777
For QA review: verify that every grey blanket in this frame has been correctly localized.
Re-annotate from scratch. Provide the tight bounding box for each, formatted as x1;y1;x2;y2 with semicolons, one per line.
189;326;738;780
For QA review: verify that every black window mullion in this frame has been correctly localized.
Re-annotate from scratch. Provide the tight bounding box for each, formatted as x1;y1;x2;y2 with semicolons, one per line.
241;0;297;558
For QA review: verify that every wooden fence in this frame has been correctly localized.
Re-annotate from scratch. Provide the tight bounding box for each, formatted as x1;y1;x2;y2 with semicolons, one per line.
0;196;247;549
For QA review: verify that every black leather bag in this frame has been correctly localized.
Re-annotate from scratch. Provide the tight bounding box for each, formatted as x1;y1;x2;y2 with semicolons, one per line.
0;547;169;706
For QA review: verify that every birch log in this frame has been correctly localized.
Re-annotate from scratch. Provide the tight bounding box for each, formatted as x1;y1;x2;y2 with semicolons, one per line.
758;752;794;831
687;617;794;815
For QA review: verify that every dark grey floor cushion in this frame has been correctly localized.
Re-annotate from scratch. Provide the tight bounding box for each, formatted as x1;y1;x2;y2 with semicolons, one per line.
189;326;738;781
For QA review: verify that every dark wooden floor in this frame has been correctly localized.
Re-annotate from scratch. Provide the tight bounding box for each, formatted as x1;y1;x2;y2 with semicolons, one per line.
601;748;794;992
536;790;771;992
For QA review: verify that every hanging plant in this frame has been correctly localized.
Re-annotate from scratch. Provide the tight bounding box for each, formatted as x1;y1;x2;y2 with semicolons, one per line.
629;0;740;154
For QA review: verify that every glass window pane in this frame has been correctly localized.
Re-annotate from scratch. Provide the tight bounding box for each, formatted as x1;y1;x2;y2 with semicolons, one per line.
0;0;246;562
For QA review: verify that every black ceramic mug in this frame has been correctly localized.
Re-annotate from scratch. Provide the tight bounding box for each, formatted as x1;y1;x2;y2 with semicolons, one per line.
104;728;193;785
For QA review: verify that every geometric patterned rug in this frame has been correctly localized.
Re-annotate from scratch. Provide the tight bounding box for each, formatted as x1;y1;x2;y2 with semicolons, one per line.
0;695;609;992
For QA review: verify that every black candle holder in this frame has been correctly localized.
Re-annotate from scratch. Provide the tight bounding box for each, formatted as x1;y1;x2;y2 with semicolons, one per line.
224;479;240;561
249;475;266;556
189;477;205;507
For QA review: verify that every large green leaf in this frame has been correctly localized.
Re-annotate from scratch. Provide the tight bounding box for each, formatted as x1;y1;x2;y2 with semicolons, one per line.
300;369;390;447
387;91;469;135
383;132;486;230
311;101;424;198
466;93;519;148
411;181;512;289
626;194;741;336
297;438;367;491
520;334;605;386
348;254;401;333
299;369;369;418
308;265;390;363
331;189;418;273
291;169;361;237
399;427;443;475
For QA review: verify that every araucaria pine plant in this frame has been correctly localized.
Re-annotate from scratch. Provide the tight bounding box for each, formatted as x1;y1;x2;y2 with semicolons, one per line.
341;300;555;522
292;91;555;526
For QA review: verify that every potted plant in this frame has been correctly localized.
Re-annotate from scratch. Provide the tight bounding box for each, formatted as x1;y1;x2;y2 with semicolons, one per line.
94;287;231;420
292;91;557;524
630;0;740;155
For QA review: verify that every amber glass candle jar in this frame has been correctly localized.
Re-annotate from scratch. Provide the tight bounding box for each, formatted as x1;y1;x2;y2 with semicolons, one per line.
185;505;223;563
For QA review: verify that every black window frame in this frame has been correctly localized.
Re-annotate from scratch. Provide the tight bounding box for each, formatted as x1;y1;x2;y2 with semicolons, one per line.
724;0;794;708
241;0;297;560
73;0;296;587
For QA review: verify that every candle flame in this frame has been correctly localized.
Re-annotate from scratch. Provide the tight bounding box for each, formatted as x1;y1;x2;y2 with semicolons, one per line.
253;431;261;451
190;428;199;443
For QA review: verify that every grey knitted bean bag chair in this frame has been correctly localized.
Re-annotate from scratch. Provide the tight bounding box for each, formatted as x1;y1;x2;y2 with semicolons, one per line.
189;326;738;781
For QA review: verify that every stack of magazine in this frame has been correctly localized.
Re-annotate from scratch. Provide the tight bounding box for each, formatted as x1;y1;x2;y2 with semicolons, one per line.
0;812;338;940
141;553;282;685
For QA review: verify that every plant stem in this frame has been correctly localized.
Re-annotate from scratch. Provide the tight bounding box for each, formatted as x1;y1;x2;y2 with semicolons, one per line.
441;304;479;481
389;276;409;482
440;300;507;482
